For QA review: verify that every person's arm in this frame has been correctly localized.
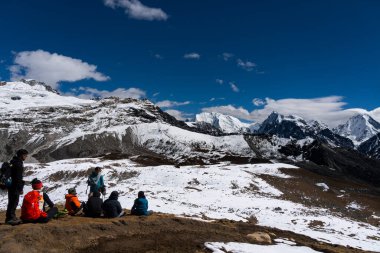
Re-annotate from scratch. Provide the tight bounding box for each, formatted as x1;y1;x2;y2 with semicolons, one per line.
14;160;24;194
116;201;122;214
131;199;137;211
100;175;105;187
43;192;55;208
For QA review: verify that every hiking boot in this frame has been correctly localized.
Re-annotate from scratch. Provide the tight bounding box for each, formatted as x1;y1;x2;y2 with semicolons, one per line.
6;218;22;226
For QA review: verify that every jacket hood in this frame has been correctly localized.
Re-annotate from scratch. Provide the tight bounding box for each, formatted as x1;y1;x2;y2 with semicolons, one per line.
109;191;119;200
92;191;101;198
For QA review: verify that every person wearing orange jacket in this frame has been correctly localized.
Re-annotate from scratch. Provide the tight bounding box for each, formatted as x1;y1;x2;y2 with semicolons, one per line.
21;179;58;223
65;188;83;215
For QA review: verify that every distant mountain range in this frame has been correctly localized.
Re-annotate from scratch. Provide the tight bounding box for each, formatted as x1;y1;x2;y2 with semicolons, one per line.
1;79;380;185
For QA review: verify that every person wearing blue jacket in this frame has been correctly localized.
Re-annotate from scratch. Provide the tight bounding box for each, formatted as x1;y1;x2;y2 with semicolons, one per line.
87;167;105;197
131;191;153;216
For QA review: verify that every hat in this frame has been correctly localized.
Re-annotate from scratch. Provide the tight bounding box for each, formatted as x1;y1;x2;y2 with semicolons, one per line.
68;188;77;195
31;178;43;190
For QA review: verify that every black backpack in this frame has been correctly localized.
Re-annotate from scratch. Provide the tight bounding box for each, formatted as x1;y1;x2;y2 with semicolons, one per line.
0;162;12;190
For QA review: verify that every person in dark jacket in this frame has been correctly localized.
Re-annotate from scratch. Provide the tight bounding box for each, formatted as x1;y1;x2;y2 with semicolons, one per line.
102;191;124;218
6;149;28;225
84;191;103;218
131;191;153;216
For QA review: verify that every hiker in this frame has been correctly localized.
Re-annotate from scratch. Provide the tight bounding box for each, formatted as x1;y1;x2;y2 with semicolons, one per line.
131;191;153;216
87;167;105;197
5;149;28;225
20;179;58;223
65;188;83;216
102;191;125;218
84;191;103;218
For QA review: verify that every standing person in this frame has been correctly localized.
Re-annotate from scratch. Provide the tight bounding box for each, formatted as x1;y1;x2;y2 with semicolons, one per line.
87;167;105;197
20;179;58;223
131;191;153;216
102;191;125;218
84;191;103;218
5;149;28;225
65;188;83;216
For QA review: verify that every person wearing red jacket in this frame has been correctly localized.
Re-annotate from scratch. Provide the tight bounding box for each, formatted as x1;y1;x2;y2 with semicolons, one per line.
21;179;58;223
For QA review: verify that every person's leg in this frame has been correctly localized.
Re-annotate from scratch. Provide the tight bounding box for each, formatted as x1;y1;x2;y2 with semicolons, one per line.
117;211;126;217
6;190;20;222
35;207;59;223
46;207;58;220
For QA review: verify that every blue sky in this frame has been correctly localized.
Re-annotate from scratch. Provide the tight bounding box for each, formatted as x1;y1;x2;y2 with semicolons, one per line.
0;0;379;125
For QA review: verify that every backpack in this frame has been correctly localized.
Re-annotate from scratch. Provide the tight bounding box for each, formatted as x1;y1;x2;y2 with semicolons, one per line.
0;162;12;190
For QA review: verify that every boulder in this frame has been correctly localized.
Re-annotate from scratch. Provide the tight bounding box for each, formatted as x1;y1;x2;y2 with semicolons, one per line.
246;232;272;244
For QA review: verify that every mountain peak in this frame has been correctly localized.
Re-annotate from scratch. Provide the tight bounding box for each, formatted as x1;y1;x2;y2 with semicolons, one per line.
195;112;250;134
334;113;380;145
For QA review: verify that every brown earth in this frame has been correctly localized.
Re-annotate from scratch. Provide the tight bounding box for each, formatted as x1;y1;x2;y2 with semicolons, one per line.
256;167;380;227
0;211;376;253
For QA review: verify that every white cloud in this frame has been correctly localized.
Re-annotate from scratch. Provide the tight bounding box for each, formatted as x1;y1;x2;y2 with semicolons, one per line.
165;109;188;121
209;98;225;102
156;100;190;108
252;98;265;106
154;54;163;59
153;92;160;97
184;53;201;60
104;0;168;21
202;96;380;127
230;82;239;92
76;86;146;99
10;50;109;89
237;59;257;71
202;105;251;121
222;53;234;61
216;79;224;85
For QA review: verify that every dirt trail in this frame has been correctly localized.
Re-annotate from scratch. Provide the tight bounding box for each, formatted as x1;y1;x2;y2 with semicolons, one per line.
0;211;375;253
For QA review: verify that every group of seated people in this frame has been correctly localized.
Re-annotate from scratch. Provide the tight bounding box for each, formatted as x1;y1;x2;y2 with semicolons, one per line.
20;177;153;224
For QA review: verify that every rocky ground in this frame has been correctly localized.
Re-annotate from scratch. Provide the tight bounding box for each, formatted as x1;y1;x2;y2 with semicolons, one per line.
0;211;376;253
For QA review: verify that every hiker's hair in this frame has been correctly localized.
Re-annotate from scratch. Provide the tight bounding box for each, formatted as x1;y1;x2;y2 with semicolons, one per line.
16;149;29;157
138;191;145;198
95;167;102;172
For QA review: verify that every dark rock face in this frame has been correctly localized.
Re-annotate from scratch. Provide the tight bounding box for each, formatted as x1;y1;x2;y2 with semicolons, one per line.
257;112;354;148
358;133;380;160
302;141;380;186
20;79;60;94
316;129;355;149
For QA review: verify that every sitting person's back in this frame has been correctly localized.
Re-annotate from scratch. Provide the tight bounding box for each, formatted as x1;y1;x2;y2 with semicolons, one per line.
102;191;124;218
65;188;83;216
21;179;58;223
84;191;103;218
131;191;152;216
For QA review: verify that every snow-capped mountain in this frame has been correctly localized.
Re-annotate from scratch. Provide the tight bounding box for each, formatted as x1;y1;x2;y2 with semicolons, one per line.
195;112;251;134
255;112;354;148
0;80;254;164
257;112;326;139
334;114;380;146
358;133;380;160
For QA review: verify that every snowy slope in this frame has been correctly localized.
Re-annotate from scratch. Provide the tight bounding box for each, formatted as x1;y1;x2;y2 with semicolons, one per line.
1;158;378;252
334;114;380;146
195;112;250;134
0;80;94;112
0;80;254;163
